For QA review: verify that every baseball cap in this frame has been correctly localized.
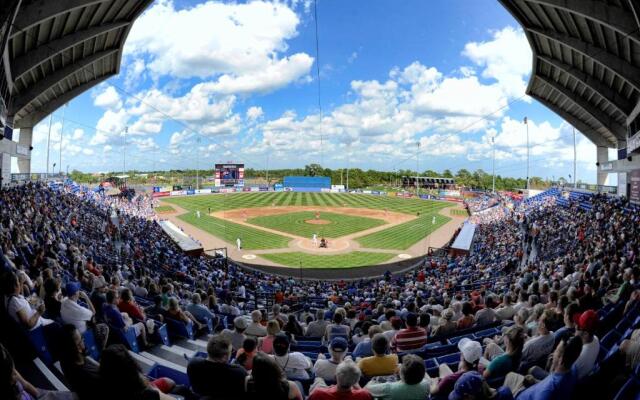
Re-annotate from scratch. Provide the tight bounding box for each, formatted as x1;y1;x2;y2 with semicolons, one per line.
575;309;598;334
330;337;348;352
233;316;248;330
448;371;484;400
457;338;482;364
65;281;81;297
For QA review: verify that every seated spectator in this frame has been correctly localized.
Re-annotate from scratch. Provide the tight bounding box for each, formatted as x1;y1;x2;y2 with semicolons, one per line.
553;303;579;347
3;271;52;330
353;325;383;359
102;290;149;348
306;309;329;338
447;371;491;400
325;312;350;342
572;310;600;380
284;314;304;337
433;309;457;337
457;302;475;330
358;334;399;377
166;297;204;331
246;352;303;400
382;316;402;343
483;326;525;379
59;324;103;399
503;336;582;399
236;337;258;371
185;293;216;327
90;276;109;322
246;309;267;337
188;335;247;398
117;288;146;321
42;278;62;320
144;295;166;323
309;359;372;400
61;281;109;350
418;312;431;336
520;309;555;370
366;354;429;399
0;342;74;400
258;319;281;354
314;337;350;382
495;295;516;321
271;333;313;380
475;296;497;327
221;316;248;352
391;312;427;352
99;344;174;400
430;338;482;398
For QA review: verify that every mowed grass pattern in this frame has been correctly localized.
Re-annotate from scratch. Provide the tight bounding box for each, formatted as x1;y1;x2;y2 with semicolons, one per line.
355;214;450;250
260;251;396;268
246;211;386;238
178;212;290;250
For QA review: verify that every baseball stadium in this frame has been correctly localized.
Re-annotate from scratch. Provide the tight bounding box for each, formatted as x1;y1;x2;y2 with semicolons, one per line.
1;1;640;400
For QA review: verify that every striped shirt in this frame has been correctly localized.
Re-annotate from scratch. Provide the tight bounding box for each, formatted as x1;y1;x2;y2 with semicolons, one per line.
391;326;427;352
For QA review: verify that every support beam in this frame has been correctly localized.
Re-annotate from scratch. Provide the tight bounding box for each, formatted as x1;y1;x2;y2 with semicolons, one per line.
11;21;129;80
528;27;640;93
526;0;640;42
597;145;609;185
17;126;31;173
628;0;640;32
10;0;108;37
530;92;613;147
536;75;627;140
9;48;117;116
14;74;112;128
538;55;635;116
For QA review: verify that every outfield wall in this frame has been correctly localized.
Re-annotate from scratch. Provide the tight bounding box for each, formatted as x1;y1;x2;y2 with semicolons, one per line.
230;254;427;281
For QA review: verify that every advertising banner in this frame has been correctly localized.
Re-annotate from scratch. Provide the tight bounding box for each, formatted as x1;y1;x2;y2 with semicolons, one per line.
250;187;260;192
363;190;372;194
630;170;640;203
152;191;170;198
242;187;251;192
618;172;628;198
170;190;186;196
331;185;345;190
195;189;211;194
274;184;284;192
186;190;195;195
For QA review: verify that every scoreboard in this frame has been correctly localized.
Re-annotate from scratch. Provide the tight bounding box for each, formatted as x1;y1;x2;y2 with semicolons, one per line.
215;163;244;187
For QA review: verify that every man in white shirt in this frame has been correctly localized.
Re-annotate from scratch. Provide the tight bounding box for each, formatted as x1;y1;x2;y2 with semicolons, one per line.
61;282;94;333
313;337;349;382
272;333;312;380
573;310;600;379
495;294;516;321
5;272;52;330
520;309;555;368
245;310;267;337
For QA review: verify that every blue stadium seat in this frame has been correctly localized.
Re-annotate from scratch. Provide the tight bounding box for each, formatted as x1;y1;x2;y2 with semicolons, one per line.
166;318;195;340
82;329;101;361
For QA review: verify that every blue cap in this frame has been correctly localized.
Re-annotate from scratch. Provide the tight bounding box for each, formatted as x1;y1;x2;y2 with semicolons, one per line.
303;304;310;311
330;337;348;352
448;371;484;400
65;281;81;297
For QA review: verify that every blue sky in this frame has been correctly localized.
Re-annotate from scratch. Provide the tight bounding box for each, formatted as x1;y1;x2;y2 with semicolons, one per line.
22;0;608;184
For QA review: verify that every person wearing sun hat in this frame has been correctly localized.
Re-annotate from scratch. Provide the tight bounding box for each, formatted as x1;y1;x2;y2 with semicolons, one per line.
313;337;350;382
572;309;600;379
430;338;483;398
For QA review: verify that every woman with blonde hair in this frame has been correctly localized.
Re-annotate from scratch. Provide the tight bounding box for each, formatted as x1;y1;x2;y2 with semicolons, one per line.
258;320;281;354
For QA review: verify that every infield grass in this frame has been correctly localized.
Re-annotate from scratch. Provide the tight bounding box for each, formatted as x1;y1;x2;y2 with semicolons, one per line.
354;213;450;250
246;211;385;238
259;251;396;268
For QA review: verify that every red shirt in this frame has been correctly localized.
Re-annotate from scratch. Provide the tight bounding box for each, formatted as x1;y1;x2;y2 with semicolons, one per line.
308;386;372;400
118;301;145;321
392;326;427;352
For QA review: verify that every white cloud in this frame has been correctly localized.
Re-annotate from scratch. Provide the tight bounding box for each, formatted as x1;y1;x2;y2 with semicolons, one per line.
91;109;129;145
348;51;358;64
463;26;531;99
125;0;313;94
82;148;94;156
246;106;264;121
93;86;122;109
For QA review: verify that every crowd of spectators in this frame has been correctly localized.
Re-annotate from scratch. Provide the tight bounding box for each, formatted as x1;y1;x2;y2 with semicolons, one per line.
0;181;638;399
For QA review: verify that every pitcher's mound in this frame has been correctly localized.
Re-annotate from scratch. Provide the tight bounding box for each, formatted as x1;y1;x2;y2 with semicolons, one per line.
305;219;331;225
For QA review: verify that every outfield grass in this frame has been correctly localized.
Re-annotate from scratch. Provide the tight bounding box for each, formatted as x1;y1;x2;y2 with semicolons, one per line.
450;209;468;216
246;211;386;238
178;212;290;250
259;251;396;268
355;214;450;250
154;205;175;213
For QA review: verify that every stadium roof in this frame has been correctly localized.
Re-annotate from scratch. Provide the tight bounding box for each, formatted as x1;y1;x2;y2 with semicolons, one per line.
6;0;152;129
499;0;640;148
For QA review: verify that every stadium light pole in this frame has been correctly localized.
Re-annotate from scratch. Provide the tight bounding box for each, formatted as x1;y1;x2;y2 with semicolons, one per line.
59;103;67;175
122;126;127;181
416;141;420;197
196;137;201;190
265;140;270;187
45;113;53;178
524;117;530;191
491;135;496;193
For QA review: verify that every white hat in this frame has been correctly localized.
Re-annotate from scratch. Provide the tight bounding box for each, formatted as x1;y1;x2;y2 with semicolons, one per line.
458;338;482;364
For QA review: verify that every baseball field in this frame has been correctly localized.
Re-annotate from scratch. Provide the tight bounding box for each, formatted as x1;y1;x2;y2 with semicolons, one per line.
161;192;458;268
